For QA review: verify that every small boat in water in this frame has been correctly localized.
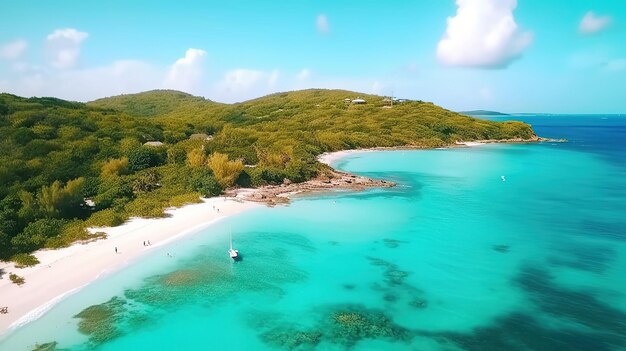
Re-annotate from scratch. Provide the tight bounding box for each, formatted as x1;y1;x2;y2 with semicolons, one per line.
228;233;239;260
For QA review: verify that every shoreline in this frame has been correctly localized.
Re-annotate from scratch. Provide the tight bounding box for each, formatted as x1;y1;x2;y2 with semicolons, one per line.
0;196;259;335
317;136;558;166
0;137;546;336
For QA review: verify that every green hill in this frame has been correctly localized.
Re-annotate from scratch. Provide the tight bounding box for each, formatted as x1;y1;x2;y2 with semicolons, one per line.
89;89;221;118
0;89;536;263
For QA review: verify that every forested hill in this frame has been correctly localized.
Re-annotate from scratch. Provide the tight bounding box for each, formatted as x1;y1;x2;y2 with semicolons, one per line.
0;89;536;264
88;90;221;118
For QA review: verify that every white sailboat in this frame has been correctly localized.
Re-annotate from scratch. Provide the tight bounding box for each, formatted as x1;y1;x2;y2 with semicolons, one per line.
228;232;239;260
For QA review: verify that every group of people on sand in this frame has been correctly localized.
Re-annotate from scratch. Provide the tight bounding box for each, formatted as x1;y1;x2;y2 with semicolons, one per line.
114;240;152;254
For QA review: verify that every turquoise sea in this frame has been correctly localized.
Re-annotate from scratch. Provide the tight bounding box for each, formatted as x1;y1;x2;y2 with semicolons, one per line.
2;115;625;351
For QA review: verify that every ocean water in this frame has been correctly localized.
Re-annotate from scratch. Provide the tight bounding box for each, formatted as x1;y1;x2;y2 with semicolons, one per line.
2;115;626;351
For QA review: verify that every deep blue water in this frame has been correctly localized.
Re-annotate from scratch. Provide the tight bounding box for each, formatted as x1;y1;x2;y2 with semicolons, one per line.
1;114;625;351
498;114;626;168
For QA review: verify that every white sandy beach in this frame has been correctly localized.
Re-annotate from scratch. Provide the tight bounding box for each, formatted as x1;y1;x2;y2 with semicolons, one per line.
0;196;259;335
317;142;492;166
317;149;377;166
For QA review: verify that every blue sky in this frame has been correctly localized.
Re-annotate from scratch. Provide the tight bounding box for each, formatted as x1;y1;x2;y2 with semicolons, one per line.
1;0;625;113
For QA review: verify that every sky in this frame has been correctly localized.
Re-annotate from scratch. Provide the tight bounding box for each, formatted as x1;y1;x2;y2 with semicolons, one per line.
0;0;625;113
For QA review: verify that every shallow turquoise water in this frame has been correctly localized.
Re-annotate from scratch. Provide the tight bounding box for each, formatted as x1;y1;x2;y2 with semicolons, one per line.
2;116;626;351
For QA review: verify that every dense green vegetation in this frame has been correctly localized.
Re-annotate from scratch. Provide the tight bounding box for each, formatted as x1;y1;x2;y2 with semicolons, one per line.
0;89;535;261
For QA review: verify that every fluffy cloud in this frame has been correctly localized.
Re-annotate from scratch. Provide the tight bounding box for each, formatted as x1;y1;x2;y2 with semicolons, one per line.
0;48;207;101
579;12;612;35
296;68;311;80
46;28;88;69
0;39;28;60
436;0;532;69
316;14;330;34
0;60;161;101
163;48;207;93
214;69;280;102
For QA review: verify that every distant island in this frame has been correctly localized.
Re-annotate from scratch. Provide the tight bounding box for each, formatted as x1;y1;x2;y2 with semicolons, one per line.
0;89;537;265
460;110;510;116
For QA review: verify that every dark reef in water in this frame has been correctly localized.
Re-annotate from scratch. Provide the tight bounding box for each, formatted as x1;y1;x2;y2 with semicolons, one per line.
73;296;128;344
430;265;626;351
383;238;408;248
492;244;510;253
255;304;412;349
366;256;429;310
260;328;323;350
30;342;67;351
548;244;616;274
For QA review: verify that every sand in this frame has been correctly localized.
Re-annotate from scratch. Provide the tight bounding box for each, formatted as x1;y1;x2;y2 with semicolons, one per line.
0;196;259;334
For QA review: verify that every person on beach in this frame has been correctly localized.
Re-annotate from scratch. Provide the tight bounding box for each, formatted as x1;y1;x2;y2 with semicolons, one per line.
115;247;118;253
143;241;146;246
148;240;151;246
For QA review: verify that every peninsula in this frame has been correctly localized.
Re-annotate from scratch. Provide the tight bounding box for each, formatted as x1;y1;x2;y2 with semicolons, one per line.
0;89;539;333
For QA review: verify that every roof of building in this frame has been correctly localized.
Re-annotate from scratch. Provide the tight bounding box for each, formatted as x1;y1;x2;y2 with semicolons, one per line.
189;133;213;140
143;141;164;147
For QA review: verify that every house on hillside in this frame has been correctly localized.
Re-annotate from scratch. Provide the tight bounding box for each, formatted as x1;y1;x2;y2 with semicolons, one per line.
343;98;352;104
143;141;164;147
352;98;366;104
189;133;214;141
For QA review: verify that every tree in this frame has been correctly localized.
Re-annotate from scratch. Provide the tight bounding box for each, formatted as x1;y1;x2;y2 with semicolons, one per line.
207;152;244;188
188;170;221;197
186;148;206;168
132;169;161;193
128;146;166;172
10;218;66;252
101;157;130;178
18;191;39;223
37;178;85;218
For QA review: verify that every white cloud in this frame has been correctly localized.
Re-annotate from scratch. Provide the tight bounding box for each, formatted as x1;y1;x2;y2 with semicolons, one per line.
436;0;532;69
46;28;88;69
268;69;279;87
0;48;215;101
316;14;330;34
163;48;207;93
579;12;612;35
371;81;383;95
0;39;28;60
213;68;280;102
0;60;161;101
296;68;311;80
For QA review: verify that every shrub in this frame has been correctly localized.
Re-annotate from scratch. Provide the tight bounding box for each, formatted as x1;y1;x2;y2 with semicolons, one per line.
128;146;166;172
188;171;222;197
101;157;130;177
11;253;40;268
11;218;66;252
207;152;244;188
9;273;25;286
45;220;105;249
85;208;126;227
